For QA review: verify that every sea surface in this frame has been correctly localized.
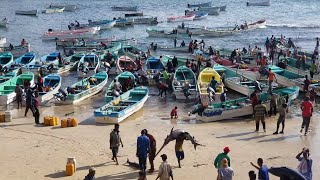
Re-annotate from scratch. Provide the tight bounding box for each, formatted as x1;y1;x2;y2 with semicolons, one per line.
1;0;320;57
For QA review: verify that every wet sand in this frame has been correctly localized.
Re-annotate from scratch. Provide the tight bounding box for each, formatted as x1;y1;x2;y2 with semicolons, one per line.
0;87;319;180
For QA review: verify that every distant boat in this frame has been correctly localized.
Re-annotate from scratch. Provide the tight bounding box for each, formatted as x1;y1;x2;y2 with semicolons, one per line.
15;10;38;16
167;14;195;23
95;86;149;124
0;18;8;27
111;6;138;11
48;4;77;12
41;27;100;40
124;12;143;17
198;6;220;15
247;0;270;6
79;20;116;30
42;7;65;14
187;1;212;8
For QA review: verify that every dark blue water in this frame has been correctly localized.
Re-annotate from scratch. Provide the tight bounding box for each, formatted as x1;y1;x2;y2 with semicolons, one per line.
0;0;320;56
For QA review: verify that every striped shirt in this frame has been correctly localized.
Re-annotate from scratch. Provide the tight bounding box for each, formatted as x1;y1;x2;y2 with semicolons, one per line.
254;104;267;117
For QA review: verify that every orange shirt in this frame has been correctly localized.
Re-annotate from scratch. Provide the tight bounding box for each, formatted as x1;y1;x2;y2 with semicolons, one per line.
260;58;267;66
268;71;275;81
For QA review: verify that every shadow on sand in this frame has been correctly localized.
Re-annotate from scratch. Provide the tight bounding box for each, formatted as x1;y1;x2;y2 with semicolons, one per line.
258;134;300;143
216;131;256;138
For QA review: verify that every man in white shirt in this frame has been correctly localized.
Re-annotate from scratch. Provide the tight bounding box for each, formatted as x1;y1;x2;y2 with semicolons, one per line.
156;154;173;180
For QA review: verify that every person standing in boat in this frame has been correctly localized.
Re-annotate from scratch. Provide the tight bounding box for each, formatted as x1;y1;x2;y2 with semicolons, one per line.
180;41;186;47
112;79;122;96
188;41;193;53
268;68;277;91
200;40;205;50
174;37;177;48
265;37;270;53
209;77;218;91
172;56;178;69
21;38;27;46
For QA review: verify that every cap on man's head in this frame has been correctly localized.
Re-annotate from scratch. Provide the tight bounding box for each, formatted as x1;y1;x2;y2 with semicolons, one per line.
224;147;230;153
160;154;167;159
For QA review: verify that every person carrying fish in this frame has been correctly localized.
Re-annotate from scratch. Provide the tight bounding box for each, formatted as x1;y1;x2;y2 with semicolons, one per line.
175;132;185;168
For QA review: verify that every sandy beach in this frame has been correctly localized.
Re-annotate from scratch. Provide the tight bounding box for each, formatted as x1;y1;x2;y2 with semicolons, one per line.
0;87;319;180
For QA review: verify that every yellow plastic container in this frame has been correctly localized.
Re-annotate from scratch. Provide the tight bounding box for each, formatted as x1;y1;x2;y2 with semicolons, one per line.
53;117;59;126
61;119;67;128
71;118;78;127
67;118;72;127
66;163;74;176
44;116;51;126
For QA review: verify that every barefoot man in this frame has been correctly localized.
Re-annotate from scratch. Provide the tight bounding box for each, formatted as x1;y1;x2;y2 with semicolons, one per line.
110;124;123;165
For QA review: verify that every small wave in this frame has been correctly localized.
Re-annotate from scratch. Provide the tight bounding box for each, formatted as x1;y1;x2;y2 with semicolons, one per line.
267;23;320;28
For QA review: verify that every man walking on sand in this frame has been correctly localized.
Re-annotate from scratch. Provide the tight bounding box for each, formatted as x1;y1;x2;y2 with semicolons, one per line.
144;129;156;172
300;97;314;136
110;124;123;165
175;133;185;168
156;154;173;180
254;100;267;132
137;130;150;172
214;147;231;180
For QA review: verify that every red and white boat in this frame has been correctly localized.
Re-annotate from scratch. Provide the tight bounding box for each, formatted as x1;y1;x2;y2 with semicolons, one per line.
167;14;195;23
41;27;100;40
117;56;138;73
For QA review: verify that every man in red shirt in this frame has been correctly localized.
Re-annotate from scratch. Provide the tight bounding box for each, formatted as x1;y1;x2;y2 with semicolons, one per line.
171;107;178;119
144;129;156;172
268;68;277;91
300;97;314;136
303;75;311;92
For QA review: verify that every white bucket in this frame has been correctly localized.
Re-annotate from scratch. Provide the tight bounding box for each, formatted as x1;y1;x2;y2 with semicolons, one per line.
67;157;76;172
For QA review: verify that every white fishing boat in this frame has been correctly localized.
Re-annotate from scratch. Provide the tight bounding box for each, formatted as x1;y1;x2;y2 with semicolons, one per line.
40;52;60;66
200;28;238;37
95;86;149;124
247;0;271;6
0;18;8;27
172;66;197;99
197;86;299;122
167;15;195;23
55;71;108;105
48;4;77;12
0;37;7;47
79;20;116;30
64;53;85;71
42;7;65;14
157;46;189;53
128;16;158;24
198;7;220;15
77;53;100;78
41;27;100;40
38;74;62;103
146;28;189;38
15;10;38;16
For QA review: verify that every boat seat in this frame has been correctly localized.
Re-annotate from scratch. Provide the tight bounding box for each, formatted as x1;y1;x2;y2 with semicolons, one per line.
0;90;13;93
3;85;16;90
122;100;138;103
132;90;146;94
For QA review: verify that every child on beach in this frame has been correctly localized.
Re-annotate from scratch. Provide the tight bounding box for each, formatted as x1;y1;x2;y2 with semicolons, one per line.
171;107;178;119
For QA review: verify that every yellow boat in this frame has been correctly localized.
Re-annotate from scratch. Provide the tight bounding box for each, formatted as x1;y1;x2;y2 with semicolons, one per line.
197;67;224;104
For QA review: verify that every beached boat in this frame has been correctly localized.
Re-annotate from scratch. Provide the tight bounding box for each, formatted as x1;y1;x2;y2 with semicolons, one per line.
42;7;65;13
15;10;38;16
173;66;197;99
146;28;189;38
64;53;85;71
105;71;136;102
56;37;117;47
56;71;108;105
197;86;299;122
0;72;34;105
38;74;61;103
0;69;19;85
187;1;212;8
0;18;9;27
167;15;195;23
198;7;220;15
0;52;14;71
79;20;116;30
40;52;60;66
15;52;37;67
77;53;100;77
145;57;164;85
268;65;316;91
197;67;224;104
48;4;77;12
121;44;145;60
117;56;138;73
111;6;138;11
214;65;268;96
95;86;148;124
124;12;143;17
247;0;270;6
161;55;191;67
41;27;100;40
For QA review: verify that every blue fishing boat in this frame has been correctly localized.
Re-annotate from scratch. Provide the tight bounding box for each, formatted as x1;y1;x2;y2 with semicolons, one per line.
0;52;14;72
95;86;149;124
40;52;60;66
38;74;62;103
145;57;164;85
105;71;136;102
15;52;37;66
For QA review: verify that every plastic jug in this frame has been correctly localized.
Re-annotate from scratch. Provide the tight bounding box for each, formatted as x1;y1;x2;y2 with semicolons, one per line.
66;163;74;176
67;157;77;172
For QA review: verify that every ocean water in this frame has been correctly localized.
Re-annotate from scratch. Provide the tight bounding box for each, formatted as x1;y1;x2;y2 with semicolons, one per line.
1;0;320;57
